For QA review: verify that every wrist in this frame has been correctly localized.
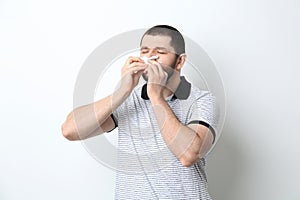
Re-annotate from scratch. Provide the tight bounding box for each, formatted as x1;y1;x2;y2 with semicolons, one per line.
149;95;165;105
112;88;131;107
118;84;133;97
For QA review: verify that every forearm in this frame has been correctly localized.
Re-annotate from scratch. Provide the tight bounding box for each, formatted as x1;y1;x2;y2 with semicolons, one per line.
62;56;147;141
151;98;204;166
61;88;129;140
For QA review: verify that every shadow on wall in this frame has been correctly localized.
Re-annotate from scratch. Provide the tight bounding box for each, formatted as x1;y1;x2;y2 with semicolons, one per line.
207;122;245;200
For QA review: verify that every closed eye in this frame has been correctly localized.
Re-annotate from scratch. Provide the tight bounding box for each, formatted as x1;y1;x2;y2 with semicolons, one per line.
157;50;167;54
141;50;149;54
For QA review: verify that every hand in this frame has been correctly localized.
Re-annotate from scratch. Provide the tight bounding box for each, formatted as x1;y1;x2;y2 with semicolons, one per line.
120;56;146;94
146;60;168;101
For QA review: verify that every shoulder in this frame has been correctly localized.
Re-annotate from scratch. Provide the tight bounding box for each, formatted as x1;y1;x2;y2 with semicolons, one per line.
188;85;216;103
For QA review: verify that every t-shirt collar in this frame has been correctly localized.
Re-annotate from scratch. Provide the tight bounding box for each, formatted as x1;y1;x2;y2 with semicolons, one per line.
141;76;191;100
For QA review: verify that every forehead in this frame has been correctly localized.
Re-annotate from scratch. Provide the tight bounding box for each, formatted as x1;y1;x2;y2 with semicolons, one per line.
140;35;175;52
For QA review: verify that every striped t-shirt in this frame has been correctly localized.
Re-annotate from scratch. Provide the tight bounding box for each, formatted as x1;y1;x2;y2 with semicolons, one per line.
111;76;217;199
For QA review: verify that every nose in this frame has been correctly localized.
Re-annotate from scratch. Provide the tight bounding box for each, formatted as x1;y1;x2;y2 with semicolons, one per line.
146;49;157;58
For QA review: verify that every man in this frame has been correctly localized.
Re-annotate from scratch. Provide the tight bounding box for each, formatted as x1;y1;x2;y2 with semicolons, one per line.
62;25;217;199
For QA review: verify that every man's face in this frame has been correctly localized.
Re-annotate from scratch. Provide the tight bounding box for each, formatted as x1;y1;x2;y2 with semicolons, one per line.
140;34;178;81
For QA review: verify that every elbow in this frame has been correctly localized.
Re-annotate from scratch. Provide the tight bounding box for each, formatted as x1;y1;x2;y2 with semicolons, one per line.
179;151;200;167
61;122;79;141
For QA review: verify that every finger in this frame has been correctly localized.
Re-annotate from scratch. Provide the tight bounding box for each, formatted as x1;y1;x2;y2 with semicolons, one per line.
148;60;163;75
156;62;165;76
129;66;148;75
149;60;164;73
129;65;147;71
134;68;145;77
149;63;159;75
147;65;156;80
123;61;143;73
126;56;144;65
123;62;146;74
127;62;146;69
124;62;146;70
125;56;133;65
145;64;154;77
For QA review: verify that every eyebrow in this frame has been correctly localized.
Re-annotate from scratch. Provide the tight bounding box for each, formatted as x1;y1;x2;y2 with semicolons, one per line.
140;46;168;50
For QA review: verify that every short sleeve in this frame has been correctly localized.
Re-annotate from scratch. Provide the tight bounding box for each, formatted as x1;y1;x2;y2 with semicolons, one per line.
187;92;218;143
107;109;118;132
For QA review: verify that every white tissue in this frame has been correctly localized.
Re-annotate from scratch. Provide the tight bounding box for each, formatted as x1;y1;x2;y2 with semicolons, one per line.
141;55;158;64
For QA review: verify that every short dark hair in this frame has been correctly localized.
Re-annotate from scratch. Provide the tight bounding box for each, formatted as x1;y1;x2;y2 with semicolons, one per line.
140;25;185;55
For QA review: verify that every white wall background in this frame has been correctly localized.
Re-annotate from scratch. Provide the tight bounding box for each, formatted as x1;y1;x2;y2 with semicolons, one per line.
1;0;299;199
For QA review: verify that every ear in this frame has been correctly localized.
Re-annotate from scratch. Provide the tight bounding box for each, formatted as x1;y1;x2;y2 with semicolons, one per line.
175;54;186;71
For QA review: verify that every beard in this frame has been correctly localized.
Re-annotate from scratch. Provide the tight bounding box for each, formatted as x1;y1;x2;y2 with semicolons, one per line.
142;58;178;82
142;68;175;82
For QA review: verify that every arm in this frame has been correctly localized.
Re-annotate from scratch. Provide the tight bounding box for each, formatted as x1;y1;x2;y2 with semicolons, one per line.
151;100;214;167
146;61;214;167
61;56;147;141
61;91;127;141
